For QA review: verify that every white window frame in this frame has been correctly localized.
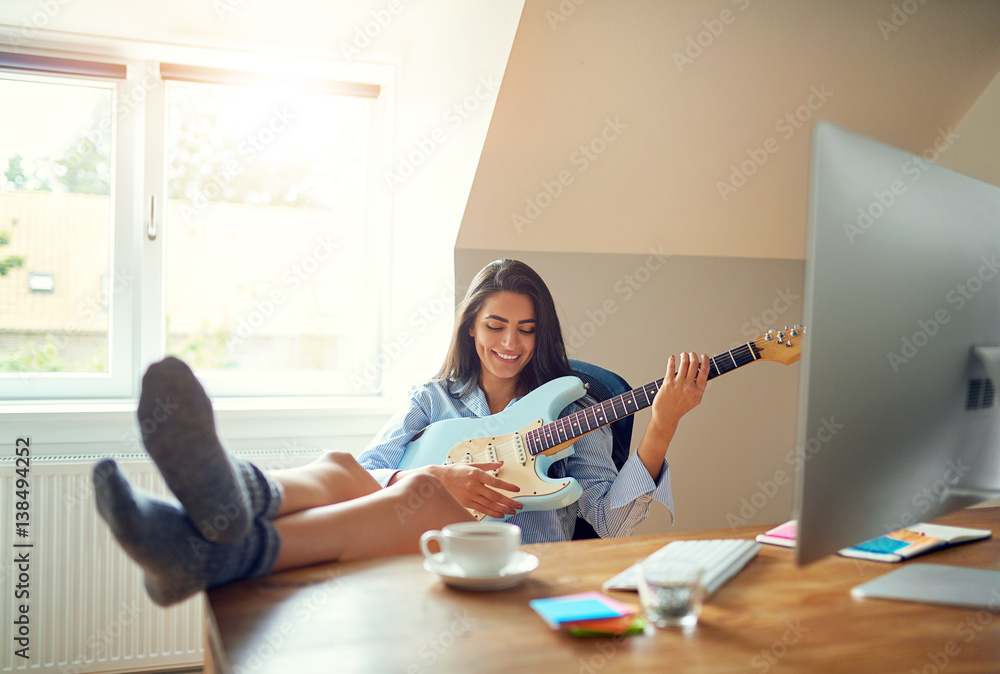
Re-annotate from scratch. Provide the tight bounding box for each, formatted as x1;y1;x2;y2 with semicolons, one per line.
0;58;137;400
0;36;397;407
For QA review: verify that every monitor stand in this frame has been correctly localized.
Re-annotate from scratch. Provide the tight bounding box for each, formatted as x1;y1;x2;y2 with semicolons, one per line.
852;564;1000;610
851;345;1000;611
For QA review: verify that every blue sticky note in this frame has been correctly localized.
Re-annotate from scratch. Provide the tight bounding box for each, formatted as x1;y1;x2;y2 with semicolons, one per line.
852;535;909;555
529;592;629;626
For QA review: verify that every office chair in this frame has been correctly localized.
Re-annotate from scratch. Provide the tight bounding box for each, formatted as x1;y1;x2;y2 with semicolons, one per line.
568;359;634;540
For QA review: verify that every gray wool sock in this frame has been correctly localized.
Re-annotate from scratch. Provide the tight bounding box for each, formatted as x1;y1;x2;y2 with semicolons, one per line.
137;356;282;543
92;459;280;607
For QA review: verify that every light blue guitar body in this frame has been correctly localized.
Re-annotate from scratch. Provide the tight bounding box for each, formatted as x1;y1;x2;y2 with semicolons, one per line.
392;331;806;520
393;330;807;520
397;376;588;521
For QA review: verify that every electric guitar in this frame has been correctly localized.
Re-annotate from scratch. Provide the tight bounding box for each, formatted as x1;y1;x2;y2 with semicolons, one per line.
397;327;805;520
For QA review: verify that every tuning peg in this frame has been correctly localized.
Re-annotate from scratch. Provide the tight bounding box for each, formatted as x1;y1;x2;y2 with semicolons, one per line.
786;341;794;347
790;328;800;337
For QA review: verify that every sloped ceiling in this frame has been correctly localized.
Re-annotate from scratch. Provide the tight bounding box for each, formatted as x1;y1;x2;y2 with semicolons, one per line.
457;0;1000;260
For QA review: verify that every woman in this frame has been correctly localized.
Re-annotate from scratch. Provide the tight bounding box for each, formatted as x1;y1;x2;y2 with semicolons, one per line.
93;357;473;607
358;258;710;543
96;259;707;606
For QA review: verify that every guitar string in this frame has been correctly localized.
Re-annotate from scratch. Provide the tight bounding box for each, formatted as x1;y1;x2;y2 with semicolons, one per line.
447;335;791;464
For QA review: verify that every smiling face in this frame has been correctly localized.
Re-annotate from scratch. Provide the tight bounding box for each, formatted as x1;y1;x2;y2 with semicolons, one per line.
468;291;537;395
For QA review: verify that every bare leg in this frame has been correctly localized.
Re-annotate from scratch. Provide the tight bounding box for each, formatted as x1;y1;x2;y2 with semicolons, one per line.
272;451;382;517
272;472;473;572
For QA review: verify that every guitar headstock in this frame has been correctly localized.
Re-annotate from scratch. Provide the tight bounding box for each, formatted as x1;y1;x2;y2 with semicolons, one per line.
753;325;806;365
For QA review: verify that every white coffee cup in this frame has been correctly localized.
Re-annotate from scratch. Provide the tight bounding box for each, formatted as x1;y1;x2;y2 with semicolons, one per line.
419;522;521;577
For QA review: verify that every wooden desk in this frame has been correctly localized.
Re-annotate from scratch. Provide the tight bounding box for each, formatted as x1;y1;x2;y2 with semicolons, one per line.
205;507;1000;673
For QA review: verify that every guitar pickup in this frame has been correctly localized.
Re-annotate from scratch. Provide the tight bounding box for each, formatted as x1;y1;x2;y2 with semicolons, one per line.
513;434;527;466
449;443;499;472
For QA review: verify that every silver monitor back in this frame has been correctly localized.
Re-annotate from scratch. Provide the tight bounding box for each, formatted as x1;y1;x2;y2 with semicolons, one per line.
795;122;1000;564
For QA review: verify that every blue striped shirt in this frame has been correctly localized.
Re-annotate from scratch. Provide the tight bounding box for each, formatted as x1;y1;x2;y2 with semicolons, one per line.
357;380;674;544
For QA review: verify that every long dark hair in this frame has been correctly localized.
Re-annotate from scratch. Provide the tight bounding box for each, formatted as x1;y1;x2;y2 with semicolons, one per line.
437;259;574;397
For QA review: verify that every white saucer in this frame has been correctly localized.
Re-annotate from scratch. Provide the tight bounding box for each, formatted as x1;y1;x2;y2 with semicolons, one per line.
423;551;539;591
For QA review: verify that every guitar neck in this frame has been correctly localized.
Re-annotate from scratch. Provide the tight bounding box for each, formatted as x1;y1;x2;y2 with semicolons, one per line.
524;340;763;457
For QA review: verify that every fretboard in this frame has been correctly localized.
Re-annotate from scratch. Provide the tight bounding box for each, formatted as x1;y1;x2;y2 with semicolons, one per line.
523;341;762;456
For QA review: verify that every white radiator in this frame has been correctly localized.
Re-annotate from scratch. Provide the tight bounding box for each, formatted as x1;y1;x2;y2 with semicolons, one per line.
1;456;203;674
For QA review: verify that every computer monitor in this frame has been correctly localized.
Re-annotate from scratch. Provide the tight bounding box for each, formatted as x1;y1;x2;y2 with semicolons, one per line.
794;122;1000;565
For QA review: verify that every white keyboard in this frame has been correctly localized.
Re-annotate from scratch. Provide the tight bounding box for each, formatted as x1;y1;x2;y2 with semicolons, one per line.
602;538;760;596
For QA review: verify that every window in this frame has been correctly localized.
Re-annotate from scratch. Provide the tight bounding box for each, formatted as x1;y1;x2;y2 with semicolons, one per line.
0;58;121;386
0;47;393;400
159;69;384;396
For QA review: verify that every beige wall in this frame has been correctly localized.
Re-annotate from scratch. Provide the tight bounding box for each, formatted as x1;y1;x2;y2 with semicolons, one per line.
939;68;1000;189
457;250;804;534
457;1;1000;533
459;0;1000;260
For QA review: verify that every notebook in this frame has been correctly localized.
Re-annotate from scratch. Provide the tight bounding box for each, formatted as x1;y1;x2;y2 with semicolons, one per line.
755;520;991;562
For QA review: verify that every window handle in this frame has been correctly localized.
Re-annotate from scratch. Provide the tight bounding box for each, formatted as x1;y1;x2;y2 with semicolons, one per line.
147;195;157;241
